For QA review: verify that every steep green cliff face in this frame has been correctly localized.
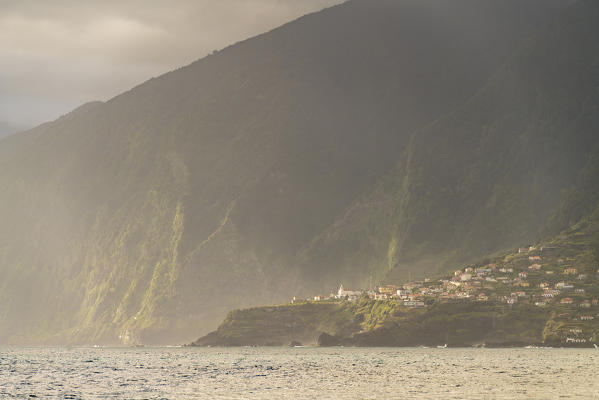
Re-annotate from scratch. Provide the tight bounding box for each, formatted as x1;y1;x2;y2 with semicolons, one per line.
0;0;588;345
298;0;599;289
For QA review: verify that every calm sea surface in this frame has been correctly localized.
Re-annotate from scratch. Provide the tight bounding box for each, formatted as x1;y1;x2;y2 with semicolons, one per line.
1;346;598;399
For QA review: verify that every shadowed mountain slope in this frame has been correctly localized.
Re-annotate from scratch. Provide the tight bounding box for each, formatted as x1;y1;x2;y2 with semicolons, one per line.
298;0;599;289
0;0;572;344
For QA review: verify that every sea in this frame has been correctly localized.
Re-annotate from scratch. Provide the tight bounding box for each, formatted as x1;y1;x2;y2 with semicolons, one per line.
1;346;598;399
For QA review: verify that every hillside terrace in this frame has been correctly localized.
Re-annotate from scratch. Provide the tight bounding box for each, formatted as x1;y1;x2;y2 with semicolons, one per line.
300;243;599;343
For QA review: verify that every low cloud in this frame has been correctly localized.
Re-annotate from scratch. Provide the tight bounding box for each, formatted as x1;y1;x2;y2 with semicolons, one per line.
0;0;342;127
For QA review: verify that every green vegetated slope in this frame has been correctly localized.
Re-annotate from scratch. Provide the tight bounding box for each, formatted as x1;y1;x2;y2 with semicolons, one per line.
0;0;578;345
192;302;362;347
193;300;552;347
196;207;599;347
398;199;599;347
191;299;433;346
357;206;599;348
298;0;599;290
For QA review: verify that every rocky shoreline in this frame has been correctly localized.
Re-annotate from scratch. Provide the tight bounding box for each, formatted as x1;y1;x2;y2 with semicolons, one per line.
190;300;598;348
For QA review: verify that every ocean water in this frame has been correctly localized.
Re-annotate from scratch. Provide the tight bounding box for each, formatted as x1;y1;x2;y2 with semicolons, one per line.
1;346;598;399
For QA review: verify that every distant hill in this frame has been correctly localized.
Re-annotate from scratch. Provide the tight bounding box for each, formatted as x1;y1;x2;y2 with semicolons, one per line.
0;0;580;345
0;121;24;139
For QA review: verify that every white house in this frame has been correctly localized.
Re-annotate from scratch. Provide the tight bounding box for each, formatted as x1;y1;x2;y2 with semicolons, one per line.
337;284;362;299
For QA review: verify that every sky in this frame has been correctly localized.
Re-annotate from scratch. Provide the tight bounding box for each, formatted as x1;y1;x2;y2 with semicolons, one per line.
0;0;343;131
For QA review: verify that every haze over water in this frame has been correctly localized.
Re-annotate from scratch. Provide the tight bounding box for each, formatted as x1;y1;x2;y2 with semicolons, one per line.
1;347;598;399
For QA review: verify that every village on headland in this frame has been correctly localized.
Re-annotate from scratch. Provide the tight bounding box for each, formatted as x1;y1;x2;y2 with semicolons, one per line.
296;244;599;346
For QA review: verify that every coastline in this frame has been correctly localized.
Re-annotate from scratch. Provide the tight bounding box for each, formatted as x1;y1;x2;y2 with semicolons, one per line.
190;299;598;349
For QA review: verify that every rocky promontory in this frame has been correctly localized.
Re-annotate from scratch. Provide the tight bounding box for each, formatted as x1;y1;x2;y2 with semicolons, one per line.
191;299;595;347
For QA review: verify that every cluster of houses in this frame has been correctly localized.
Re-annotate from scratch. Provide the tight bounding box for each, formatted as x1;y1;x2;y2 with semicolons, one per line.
309;284;427;308
306;245;599;314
